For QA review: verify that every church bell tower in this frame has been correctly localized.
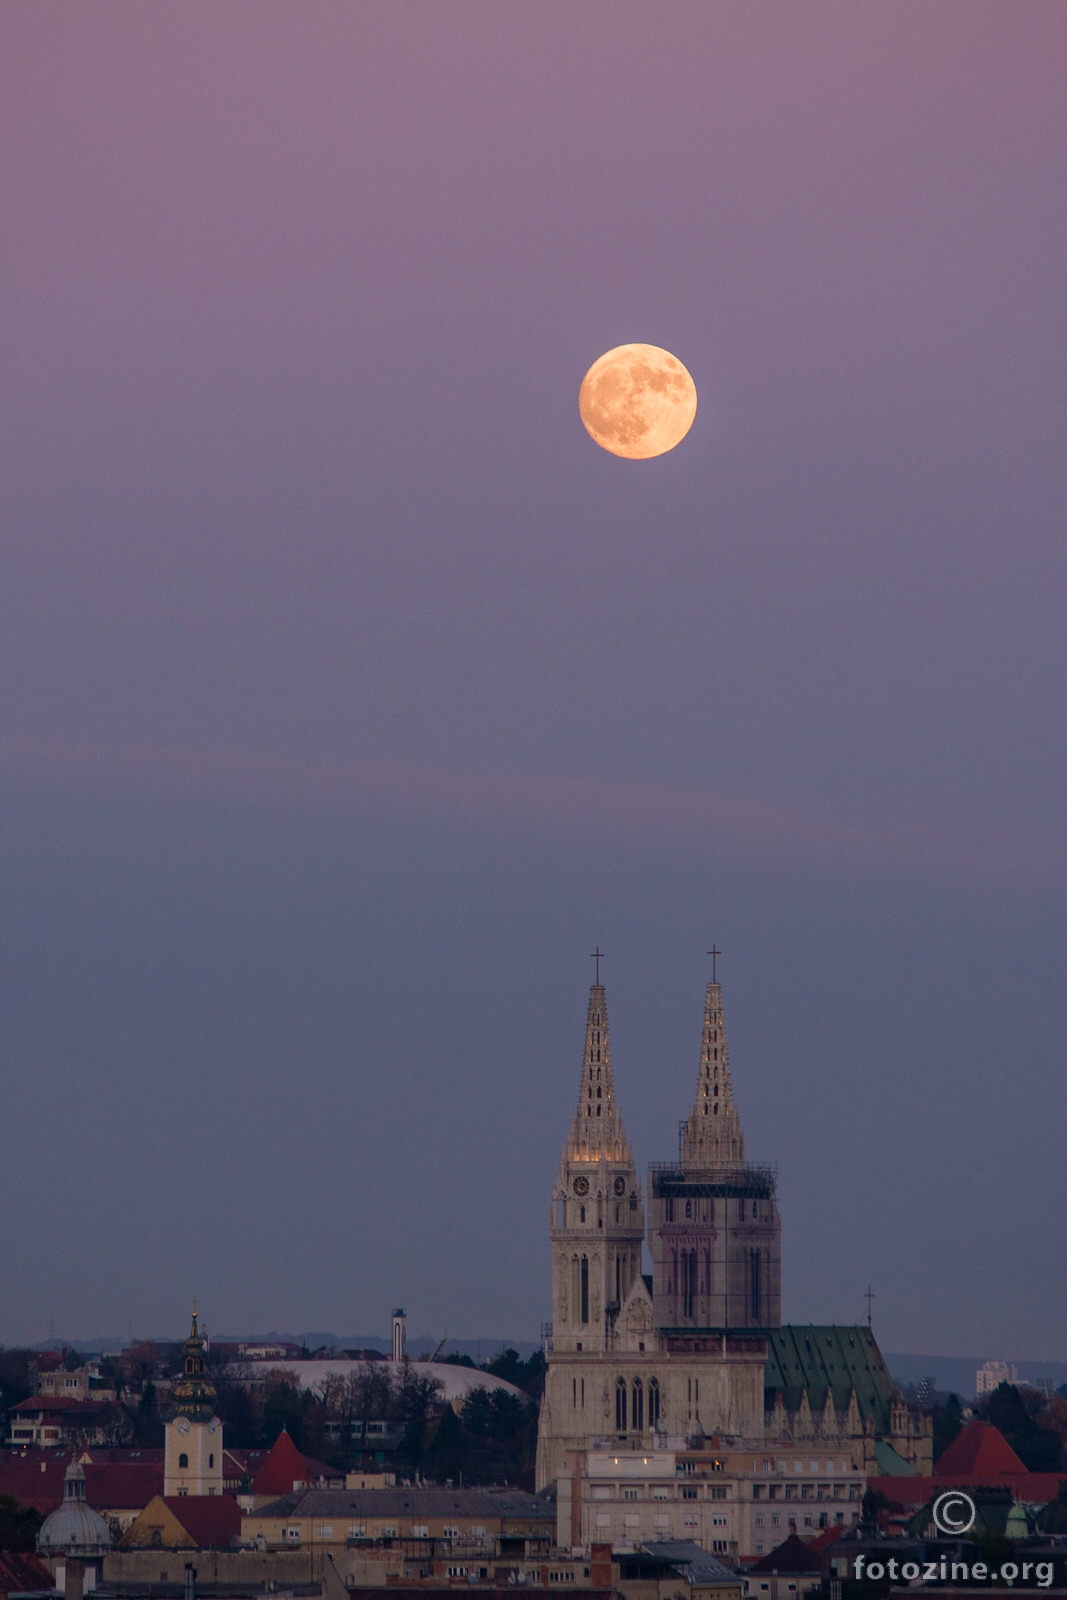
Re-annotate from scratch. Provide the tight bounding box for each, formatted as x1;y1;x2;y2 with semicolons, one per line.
648;970;781;1331
164;1306;223;1497
549;960;645;1353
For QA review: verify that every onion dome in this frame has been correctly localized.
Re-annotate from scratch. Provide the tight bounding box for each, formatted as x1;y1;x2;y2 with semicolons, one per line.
37;1457;111;1559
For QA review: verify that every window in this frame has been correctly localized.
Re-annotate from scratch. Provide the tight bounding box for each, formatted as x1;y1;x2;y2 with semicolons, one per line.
178;1453;188;1469
709;1486;726;1500
682;1486;698;1501
648;1377;660;1429
348;1526;366;1539
712;1516;727;1526
652;1487;668;1501
631;1378;643;1432
755;1516;764;1527
412;1525;429;1538
208;1453;214;1468
623;1488;638;1501
379;1526;397;1539
624;1514;640;1528
446;1568;468;1579
713;1541;729;1554
683;1514;698;1527
315;1525;333;1539
616;1377;627;1431
471;1525;486;1538
442;1526;460;1538
581;1256;589;1324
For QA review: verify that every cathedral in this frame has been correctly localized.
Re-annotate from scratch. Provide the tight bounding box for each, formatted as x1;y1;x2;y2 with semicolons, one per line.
535;970;930;1490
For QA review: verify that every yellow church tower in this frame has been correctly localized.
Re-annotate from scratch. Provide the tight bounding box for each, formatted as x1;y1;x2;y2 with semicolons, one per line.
164;1306;223;1497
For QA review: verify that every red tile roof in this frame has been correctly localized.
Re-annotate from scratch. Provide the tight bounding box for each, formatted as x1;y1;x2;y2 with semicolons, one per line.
868;1471;1067;1507
163;1495;242;1549
251;1429;331;1496
0;1450;163;1515
0;1552;54;1595
934;1421;1028;1479
748;1534;823;1574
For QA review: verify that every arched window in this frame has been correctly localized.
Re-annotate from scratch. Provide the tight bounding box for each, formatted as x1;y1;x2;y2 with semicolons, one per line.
580;1255;589;1324
208;1453;214;1468
631;1378;643;1432
178;1452;189;1469
556;1193;565;1227
615;1377;627;1431
648;1377;661;1429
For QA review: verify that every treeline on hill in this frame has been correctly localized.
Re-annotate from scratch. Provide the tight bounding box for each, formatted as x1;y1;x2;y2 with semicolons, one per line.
919;1381;1067;1472
0;1345;544;1489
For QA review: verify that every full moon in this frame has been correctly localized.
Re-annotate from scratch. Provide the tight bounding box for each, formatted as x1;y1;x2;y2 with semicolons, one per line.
578;343;697;459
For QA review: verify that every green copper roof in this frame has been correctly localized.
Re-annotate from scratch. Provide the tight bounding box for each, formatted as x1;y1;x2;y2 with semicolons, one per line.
764;1324;897;1432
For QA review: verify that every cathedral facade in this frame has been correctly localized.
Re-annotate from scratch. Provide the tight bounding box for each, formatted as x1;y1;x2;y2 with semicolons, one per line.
536;974;930;1491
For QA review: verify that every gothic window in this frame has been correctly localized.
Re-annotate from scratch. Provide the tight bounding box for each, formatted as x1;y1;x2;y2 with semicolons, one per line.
580;1256;589;1324
556;1194;565;1227
596;1087;601;1098
596;1104;601;1116
631;1379;643;1432
178;1453;188;1469
580;1206;586;1223
616;1378;627;1431
648;1377;660;1428
615;1256;621;1303
665;1199;674;1223
750;1248;762;1322
682;1249;697;1319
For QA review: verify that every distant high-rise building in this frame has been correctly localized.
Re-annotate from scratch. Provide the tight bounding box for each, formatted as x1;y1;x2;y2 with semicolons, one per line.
976;1360;1019;1397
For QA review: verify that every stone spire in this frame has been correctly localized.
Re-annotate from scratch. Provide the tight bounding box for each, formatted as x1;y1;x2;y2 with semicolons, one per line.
564;983;632;1165
681;980;746;1169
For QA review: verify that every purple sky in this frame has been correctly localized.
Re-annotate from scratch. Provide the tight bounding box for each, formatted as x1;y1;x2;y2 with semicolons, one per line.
2;2;1065;1361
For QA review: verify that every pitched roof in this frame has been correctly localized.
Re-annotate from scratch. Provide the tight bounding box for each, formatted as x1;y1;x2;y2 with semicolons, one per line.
252;1430;322;1495
747;1534;823;1574
934;1421;1028;1479
163;1495;242;1548
0;1450;158;1516
641;1540;736;1582
764;1325;896;1432
0;1551;54;1593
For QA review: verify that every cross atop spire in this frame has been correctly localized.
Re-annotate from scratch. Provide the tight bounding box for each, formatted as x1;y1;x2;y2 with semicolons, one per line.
564;976;632;1165
708;945;721;982
591;946;604;984
681;976;746;1170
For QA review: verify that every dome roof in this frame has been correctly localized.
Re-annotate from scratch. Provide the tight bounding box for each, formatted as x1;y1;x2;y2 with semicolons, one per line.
38;1459;111;1558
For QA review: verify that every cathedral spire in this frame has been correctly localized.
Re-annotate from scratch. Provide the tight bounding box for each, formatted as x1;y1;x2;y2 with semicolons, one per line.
681;977;746;1169
564;979;632;1165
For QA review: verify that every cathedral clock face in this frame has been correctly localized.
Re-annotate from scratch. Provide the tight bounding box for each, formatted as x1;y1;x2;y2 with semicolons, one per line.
613;1176;626;1196
573;1175;590;1196
208;1418;219;1433
175;1416;190;1435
